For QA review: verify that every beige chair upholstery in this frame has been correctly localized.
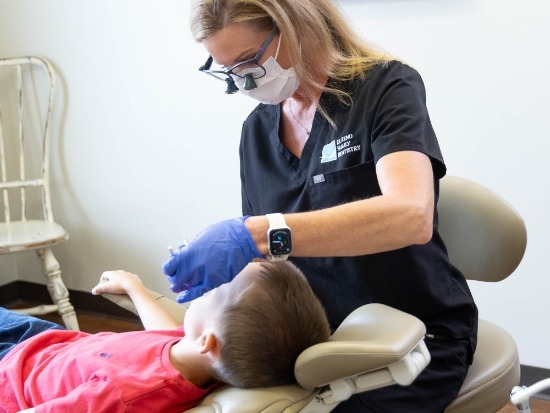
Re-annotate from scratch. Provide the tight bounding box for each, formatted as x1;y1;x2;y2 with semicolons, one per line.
104;175;526;412
440;176;526;413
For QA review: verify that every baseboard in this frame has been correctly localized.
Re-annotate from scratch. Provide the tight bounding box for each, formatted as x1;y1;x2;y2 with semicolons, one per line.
521;365;550;400
0;280;140;322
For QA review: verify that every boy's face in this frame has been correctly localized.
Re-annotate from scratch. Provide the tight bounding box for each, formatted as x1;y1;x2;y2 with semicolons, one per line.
183;262;261;340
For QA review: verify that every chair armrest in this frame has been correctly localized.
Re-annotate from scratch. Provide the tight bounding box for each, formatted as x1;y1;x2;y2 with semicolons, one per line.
100;289;187;325
295;303;429;389
187;384;317;413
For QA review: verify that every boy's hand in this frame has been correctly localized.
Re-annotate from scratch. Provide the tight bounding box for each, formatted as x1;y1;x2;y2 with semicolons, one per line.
92;270;180;330
91;270;144;296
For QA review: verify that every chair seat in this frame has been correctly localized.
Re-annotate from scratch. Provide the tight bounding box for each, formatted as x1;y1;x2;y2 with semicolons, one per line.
0;220;68;253
445;319;520;413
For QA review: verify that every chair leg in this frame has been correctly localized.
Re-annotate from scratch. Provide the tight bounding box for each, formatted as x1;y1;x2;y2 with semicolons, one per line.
37;248;80;331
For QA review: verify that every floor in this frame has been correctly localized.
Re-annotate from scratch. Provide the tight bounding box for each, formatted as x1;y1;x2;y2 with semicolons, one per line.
5;300;144;334
499;398;549;412
5;301;550;412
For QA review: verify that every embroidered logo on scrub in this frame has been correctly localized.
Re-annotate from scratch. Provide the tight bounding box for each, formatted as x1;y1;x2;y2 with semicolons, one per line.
320;134;361;163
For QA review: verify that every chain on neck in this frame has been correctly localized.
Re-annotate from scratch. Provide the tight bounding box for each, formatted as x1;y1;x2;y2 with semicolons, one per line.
288;100;312;136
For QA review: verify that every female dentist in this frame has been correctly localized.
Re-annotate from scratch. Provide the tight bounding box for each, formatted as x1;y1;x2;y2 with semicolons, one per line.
163;1;478;412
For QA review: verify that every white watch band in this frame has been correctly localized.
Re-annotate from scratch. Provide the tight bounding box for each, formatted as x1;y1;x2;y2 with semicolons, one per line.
266;213;287;229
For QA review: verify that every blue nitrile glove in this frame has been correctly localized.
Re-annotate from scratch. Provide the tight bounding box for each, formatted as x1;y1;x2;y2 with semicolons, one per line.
162;216;264;303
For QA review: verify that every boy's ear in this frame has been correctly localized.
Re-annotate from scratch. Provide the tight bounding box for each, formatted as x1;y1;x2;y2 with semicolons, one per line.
197;332;218;355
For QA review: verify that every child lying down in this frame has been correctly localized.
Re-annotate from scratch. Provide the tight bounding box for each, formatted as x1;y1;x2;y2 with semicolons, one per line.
0;261;330;413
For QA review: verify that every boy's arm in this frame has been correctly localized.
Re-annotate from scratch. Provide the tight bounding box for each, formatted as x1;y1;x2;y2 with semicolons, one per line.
92;270;181;330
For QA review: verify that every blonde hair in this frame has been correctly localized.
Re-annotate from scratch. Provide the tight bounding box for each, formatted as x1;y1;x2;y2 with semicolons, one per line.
211;261;330;388
190;0;392;110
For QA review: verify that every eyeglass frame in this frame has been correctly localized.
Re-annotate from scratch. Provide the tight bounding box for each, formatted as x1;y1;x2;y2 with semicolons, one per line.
198;26;278;88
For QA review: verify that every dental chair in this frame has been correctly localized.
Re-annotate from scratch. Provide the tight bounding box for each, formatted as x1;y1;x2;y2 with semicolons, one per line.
105;293;430;412
103;175;526;412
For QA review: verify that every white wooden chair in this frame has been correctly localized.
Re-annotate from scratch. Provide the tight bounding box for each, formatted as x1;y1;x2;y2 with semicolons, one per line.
0;56;79;330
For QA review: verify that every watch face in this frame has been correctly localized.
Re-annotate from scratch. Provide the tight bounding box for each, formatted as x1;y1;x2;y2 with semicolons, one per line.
269;228;292;256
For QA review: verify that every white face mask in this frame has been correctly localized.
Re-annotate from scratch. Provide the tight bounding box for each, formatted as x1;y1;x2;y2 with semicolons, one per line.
234;34;300;105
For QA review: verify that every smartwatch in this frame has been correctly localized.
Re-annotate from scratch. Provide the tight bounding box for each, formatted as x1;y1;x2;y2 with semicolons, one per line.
266;213;292;261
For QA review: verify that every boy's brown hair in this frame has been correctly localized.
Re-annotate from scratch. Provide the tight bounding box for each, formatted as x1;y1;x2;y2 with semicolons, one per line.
211;261;330;388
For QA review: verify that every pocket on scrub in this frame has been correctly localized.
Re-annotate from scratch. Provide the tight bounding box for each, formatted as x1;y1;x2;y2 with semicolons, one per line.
308;161;379;210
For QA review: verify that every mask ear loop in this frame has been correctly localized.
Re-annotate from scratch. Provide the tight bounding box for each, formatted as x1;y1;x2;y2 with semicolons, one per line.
274;32;282;61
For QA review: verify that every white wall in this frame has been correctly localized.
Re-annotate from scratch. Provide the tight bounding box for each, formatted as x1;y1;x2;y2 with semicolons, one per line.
0;0;549;368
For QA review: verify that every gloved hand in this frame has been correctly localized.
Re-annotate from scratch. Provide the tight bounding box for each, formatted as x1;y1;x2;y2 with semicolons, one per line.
162;216;264;303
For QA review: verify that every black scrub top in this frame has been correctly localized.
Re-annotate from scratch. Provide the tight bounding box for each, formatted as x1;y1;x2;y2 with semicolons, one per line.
239;60;478;347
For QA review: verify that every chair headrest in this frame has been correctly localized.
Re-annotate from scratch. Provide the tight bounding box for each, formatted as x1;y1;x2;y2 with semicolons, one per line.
295;303;426;389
